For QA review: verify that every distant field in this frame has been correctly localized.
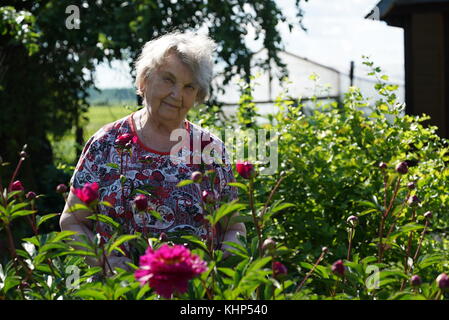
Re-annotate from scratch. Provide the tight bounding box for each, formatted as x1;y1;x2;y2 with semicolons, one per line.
50;105;137;164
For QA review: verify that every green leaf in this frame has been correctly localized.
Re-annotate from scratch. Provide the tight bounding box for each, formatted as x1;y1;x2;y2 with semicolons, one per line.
217;267;236;278
270;202;295;214
67;203;90;213
36;213;58;228
49;231;77;243
86;214;120;230
246;256;272;274
106;235;138;255
106;163;119;169
148;210;162;221
227;182;248;193
11;209;36;219
177;179;193;187
75;289;108;300
211;200;246;226
388;223;425;240
181;235;208;253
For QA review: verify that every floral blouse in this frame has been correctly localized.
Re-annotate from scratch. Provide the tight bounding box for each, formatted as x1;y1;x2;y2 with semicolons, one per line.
70;112;238;256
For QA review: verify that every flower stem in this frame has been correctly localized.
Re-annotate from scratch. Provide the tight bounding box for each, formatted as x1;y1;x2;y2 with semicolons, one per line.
8;157;25;191
347;226;354;261
378;176;402;262
412;219;429;261
295;251;326;292
248;178;263;257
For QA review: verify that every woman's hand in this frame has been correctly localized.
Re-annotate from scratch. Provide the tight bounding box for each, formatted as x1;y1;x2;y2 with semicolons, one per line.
104;255;134;275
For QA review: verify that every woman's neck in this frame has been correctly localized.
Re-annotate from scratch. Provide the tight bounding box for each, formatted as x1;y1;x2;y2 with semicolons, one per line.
140;108;184;137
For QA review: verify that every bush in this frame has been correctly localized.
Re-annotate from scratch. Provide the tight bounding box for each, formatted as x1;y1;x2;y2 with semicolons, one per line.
1;59;448;300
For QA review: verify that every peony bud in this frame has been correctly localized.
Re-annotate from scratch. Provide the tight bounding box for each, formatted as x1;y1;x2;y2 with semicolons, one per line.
410;275;422;287
379;162;388;170
436;273;449;290
25;191;36;200
202;190;216;204
191;171;203;183
262;238;276;253
395;161;408;174
272;261;288;279
134;194;148;212
10;180;24;192
424;211;433;220
407;195;420;207
332;260;345;276
236;160;256;179
159;232;168;242
407;182;416;190
322;247;329;254
346;215;359;226
56;184;67;193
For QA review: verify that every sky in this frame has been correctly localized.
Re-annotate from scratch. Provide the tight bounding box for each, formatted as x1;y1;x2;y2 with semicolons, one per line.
93;0;405;89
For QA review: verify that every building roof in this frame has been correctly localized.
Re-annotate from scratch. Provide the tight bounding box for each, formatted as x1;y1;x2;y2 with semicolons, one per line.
367;0;449;20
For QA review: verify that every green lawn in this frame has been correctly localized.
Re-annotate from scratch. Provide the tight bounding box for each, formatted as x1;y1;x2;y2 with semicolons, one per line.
50;105;137;165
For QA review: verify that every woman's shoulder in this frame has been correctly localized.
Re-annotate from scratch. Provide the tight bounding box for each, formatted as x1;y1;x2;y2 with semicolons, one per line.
82;112;134;154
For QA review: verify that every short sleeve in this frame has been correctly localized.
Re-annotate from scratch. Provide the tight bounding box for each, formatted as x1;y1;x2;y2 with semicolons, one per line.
70;135;102;189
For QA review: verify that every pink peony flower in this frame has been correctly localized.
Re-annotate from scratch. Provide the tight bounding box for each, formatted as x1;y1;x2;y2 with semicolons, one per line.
72;182;99;205
236;160;256;179
10;180;24;192
135;244;207;298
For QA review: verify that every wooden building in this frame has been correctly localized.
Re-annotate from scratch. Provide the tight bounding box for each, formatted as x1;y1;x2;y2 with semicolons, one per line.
369;0;449;138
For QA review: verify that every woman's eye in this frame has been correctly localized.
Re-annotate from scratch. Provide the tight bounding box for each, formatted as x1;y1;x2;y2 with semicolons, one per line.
164;77;174;83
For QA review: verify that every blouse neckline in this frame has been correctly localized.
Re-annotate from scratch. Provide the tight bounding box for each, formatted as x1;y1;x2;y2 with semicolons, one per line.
128;112;191;155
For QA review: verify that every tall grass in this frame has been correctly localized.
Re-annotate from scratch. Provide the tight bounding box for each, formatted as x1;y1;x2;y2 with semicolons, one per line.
50;105;134;165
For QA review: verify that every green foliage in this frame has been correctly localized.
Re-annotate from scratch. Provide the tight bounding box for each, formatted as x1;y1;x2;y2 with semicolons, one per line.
1;57;449;300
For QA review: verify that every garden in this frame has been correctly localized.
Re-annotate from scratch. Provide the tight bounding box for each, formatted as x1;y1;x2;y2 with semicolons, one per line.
1;59;449;301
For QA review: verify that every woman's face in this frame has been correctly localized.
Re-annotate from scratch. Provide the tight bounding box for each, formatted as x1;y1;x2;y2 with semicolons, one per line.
142;53;199;125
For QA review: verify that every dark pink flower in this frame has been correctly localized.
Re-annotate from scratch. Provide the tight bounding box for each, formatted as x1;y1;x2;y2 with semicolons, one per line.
72;182;99;205
10;180;24;192
410;275;422;287
395;161;408;174
332;259;345;276
115;133;137;148
272;261;288;279
436;273;449;290
236;160;256;179
134;194;148;212
135;244;207;298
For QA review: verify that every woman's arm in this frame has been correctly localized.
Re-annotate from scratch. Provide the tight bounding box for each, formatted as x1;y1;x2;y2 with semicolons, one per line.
59;191;132;273
219;213;247;259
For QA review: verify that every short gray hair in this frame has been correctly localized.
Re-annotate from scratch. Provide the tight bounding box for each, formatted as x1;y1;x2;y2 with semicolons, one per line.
134;31;216;104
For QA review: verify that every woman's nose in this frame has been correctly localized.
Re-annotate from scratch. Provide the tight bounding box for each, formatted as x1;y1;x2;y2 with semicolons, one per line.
170;84;182;100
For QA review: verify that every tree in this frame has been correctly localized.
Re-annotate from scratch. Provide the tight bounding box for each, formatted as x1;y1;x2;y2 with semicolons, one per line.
0;0;308;194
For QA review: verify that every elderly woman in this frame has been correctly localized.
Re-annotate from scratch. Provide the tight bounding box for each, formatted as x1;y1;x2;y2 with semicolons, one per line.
59;31;246;273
